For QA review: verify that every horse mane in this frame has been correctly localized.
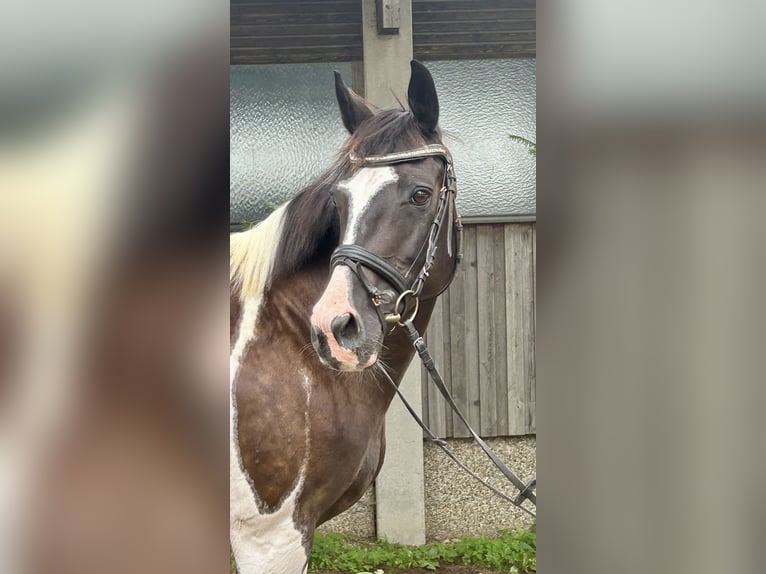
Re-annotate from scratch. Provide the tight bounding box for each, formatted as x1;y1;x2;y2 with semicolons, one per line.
230;108;437;300
230;203;288;300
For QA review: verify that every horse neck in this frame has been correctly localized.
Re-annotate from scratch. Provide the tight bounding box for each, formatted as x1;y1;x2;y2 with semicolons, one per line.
261;259;329;337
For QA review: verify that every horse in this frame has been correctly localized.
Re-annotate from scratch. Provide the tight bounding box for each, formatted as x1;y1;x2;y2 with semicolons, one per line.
230;60;462;574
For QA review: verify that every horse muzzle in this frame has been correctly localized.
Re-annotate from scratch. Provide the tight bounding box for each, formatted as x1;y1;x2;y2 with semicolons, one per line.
310;267;381;371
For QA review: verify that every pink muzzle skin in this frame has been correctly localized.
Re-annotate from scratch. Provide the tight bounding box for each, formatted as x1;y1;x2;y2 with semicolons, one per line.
310;267;378;370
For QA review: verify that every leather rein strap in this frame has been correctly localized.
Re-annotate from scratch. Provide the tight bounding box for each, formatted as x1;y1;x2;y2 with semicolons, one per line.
330;144;536;516
387;320;537;517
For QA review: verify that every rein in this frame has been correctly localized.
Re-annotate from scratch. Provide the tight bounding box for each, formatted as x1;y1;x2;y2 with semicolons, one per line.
384;320;537;518
330;143;537;517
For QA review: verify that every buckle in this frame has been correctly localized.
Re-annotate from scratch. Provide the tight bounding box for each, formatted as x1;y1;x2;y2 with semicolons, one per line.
384;289;419;326
513;478;536;506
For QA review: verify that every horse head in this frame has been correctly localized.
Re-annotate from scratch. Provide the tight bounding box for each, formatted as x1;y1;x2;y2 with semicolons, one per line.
310;61;461;371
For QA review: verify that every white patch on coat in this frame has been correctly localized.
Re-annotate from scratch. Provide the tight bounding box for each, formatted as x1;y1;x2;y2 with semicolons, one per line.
338;166;397;243
230;483;307;574
230;297;261;389
230;299;313;573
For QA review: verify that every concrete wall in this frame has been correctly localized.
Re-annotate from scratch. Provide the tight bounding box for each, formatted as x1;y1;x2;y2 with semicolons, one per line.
319;436;536;540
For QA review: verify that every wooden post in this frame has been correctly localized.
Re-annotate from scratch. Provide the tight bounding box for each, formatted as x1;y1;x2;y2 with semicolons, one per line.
361;0;412;107
359;0;426;546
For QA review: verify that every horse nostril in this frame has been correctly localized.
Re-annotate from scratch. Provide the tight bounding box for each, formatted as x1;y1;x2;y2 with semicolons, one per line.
331;313;360;349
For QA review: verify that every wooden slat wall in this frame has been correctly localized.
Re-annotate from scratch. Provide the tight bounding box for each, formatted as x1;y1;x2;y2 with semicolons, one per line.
421;222;535;437
230;0;363;65
230;0;535;65
413;0;536;61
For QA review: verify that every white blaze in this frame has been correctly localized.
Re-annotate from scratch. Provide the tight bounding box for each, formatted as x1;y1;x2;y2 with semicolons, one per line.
339;166;397;243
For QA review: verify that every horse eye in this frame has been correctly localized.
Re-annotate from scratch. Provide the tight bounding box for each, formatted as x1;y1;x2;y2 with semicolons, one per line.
410;188;431;206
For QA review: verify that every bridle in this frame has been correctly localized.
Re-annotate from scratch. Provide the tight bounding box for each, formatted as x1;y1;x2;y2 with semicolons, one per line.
330;143;463;331
327;142;537;516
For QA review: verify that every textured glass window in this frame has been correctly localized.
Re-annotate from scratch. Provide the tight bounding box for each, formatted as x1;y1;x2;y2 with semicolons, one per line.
230;59;536;222
429;59;536;219
230;63;352;223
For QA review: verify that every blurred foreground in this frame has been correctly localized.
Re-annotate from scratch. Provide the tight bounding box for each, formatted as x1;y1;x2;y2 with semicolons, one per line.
0;2;229;572
537;2;766;573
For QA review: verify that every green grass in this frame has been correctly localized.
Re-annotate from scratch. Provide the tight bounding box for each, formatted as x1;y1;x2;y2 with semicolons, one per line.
309;526;536;572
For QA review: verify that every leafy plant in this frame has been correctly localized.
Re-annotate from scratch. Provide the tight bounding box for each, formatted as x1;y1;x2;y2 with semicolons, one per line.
509;134;536;157
309;527;536;572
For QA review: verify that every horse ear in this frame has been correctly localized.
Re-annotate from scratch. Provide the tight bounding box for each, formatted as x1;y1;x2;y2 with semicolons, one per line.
407;60;439;134
334;71;373;134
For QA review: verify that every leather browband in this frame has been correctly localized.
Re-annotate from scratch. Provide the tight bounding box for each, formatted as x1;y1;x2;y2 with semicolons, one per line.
350;144;453;167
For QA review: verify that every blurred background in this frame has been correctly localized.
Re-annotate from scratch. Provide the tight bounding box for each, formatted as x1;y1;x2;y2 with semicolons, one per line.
537;1;766;573
0;1;229;572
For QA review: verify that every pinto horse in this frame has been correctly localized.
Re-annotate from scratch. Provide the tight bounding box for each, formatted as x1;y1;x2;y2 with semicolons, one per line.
230;61;461;574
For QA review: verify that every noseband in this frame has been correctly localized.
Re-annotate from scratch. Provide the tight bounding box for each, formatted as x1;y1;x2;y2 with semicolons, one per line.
329;144;463;330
